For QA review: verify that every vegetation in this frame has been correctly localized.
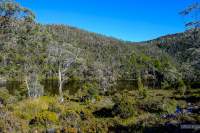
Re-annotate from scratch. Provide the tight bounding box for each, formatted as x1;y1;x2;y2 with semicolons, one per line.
0;0;199;132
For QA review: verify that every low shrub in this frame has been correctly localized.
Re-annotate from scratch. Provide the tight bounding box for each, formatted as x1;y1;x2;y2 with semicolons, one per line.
112;94;136;119
139;97;177;114
0;89;17;105
31;111;58;126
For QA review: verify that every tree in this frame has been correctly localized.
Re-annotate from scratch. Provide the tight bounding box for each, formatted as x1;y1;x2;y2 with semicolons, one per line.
180;2;200;40
0;0;35;54
47;41;79;99
18;22;47;98
0;0;45;98
180;2;200;29
0;0;35;70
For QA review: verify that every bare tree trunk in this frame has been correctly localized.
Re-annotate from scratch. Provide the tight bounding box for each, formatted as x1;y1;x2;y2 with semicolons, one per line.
25;77;31;97
58;67;63;98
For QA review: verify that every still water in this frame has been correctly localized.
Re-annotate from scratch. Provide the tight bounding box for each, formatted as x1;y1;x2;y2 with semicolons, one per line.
2;80;139;96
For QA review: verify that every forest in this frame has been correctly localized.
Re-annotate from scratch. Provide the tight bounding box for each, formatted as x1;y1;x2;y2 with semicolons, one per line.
0;0;200;133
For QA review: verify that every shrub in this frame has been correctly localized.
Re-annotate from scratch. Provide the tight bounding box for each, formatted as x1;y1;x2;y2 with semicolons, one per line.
112;94;136;119
140;97;177;114
33;111;58;125
138;87;148;99
162;99;177;114
177;80;186;96
13;96;55;120
0;89;17;105
82;82;99;96
48;102;64;113
60;110;80;127
0;109;29;133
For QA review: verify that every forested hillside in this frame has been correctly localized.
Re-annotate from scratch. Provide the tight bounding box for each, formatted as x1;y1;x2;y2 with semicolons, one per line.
0;0;199;133
0;2;185;95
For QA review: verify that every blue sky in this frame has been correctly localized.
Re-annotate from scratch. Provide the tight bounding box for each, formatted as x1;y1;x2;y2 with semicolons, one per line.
16;0;196;42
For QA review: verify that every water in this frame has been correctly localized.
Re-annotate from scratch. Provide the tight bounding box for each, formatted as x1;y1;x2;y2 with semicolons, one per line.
1;79;162;96
42;79;84;95
1;79;140;96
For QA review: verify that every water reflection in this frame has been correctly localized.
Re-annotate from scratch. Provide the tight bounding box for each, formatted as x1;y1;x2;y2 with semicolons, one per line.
2;79;157;96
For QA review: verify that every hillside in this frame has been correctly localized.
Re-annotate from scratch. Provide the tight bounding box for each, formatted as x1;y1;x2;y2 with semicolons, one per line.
0;1;200;133
147;30;200;84
0;22;183;91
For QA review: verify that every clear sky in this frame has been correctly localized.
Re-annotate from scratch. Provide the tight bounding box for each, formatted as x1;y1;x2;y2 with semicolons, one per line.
16;0;197;42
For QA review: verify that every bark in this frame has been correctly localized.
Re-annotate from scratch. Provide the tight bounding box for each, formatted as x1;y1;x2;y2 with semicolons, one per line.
25;76;31;97
58;66;63;98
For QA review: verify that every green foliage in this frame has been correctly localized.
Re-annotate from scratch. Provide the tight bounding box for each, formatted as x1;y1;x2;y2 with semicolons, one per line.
0;88;16;104
34;111;58;125
138;87;148;99
12;96;56;120
177;80;187;96
140;96;177;114
82;82;99;96
0;0;191;92
162;99;177;114
113;94;136;119
154;59;162;69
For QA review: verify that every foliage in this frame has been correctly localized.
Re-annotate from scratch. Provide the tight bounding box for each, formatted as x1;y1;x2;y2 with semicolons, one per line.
177;80;187;96
0;88;16;104
162;99;177;114
112;93;136;119
0;1;200;132
34;111;58;125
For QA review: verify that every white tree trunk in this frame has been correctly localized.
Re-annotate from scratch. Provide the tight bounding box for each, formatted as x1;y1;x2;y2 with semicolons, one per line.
25;77;31;97
58;67;63;98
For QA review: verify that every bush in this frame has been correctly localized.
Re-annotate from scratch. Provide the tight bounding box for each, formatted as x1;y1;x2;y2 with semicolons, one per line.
112;94;136;119
138;87;148;99
177;80;186;96
60;110;80;127
139;99;163;113
33;111;58;125
82;82;99;96
48;102;64;113
0;109;29;132
0;89;16;105
12;96;55;120
140;97;177;114
162;99;177;114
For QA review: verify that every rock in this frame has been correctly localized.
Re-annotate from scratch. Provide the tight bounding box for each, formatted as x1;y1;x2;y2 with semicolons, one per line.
46;128;56;133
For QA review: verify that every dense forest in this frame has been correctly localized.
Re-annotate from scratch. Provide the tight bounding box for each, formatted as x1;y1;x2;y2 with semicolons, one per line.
0;0;199;133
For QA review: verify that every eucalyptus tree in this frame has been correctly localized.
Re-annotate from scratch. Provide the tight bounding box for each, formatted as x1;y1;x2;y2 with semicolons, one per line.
180;2;200;29
0;0;47;98
47;41;80;99
180;2;200;42
0;0;35;66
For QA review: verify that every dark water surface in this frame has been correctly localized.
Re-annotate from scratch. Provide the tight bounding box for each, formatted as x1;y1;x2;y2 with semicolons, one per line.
1;79;139;96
